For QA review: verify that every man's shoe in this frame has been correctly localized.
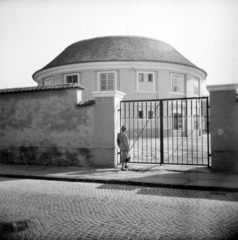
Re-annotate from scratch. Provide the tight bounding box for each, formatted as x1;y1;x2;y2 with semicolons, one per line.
121;168;127;171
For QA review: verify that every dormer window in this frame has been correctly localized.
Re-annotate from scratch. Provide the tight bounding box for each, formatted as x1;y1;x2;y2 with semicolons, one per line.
65;73;79;84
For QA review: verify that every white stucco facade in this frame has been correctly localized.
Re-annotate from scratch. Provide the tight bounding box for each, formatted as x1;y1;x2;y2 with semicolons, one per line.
33;61;206;101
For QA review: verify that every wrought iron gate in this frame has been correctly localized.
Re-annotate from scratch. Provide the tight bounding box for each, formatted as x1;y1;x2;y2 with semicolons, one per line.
119;97;210;166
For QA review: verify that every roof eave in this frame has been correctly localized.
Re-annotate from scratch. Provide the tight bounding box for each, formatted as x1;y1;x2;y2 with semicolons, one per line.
33;60;207;80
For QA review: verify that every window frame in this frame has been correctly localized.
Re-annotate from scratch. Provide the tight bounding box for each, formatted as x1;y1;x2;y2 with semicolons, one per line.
148;74;153;82
97;71;117;92
171;74;185;94
194;114;200;130
172;113;183;130
44;77;53;86
148;110;154;119
136;71;156;92
139;73;144;82
193;77;199;96
64;73;80;84
138;109;145;119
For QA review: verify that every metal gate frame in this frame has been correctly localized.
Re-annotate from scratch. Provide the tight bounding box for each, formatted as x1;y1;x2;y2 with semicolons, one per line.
119;97;210;166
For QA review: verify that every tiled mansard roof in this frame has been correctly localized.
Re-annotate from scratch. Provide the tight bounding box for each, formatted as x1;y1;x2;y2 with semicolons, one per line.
33;36;206;79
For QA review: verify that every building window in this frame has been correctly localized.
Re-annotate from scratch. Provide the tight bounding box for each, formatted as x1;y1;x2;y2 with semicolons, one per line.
65;73;79;84
194;115;200;130
139;73;144;82
137;72;155;92
148;74;153;82
44;77;53;86
138;110;144;119
173;113;183;130
193;78;199;96
65;74;79;83
138;109;154;119
171;74;184;93
148;110;154;119
100;73;115;91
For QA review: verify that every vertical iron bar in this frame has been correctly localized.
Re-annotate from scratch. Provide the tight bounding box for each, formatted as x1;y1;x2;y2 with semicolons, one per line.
154;102;158;162
186;100;188;163
181;100;184;164
119;101;122;164
146;102;148;163
140;102;144;162
120;101;122;131
167;101;169;164
124;102;126;129
206;97;210;167
172;101;174;163
133;102;134;162
150;101;152;163
160;100;164;165
191;99;193;164
137;102;139;163
176;100;178;164
201;98;204;164
196;99;198;164
129;102;131;140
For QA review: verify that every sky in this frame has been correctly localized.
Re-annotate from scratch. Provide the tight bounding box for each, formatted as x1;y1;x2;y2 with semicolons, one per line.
0;0;238;95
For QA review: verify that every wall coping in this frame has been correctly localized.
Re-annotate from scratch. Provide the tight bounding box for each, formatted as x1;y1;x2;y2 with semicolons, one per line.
207;83;238;92
0;83;84;94
92;91;126;99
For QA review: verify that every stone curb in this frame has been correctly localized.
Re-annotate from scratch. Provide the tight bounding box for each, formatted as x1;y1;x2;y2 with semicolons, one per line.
1;173;238;193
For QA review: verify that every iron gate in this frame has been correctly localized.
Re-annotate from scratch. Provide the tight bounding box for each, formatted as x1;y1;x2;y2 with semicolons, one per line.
119;97;210;166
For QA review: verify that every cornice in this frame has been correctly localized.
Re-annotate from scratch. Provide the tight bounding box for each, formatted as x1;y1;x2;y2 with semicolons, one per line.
207;83;238;92
33;61;206;82
92;91;126;99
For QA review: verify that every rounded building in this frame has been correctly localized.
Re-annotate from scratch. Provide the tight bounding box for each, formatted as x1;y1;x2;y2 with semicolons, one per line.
33;36;207;101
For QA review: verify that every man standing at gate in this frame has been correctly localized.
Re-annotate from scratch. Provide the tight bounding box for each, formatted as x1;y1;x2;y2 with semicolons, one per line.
117;125;130;171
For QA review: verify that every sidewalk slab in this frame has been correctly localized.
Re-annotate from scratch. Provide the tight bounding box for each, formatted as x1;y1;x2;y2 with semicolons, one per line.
0;163;238;192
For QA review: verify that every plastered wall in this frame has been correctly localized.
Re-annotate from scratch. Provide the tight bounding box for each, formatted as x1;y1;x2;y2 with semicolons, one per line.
0;88;98;167
208;85;238;173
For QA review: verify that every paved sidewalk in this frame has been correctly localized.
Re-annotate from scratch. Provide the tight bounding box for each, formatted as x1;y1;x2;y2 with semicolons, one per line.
0;163;238;192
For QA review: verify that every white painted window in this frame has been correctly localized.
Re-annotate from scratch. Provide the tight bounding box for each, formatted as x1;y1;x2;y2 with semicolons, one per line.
44;77;53;86
194;115;200;130
137;72;155;92
171;74;184;93
193;78;199;96
173;113;183;130
64;73;79;84
138;109;154;119
98;72;116;91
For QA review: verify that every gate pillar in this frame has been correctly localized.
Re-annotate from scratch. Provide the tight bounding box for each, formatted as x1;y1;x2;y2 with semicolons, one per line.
207;84;238;173
92;91;125;167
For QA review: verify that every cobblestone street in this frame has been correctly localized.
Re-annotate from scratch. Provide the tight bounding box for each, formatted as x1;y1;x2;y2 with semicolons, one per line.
0;177;238;240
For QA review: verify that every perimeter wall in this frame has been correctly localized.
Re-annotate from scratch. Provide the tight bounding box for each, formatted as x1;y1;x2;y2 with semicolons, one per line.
0;87;123;167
